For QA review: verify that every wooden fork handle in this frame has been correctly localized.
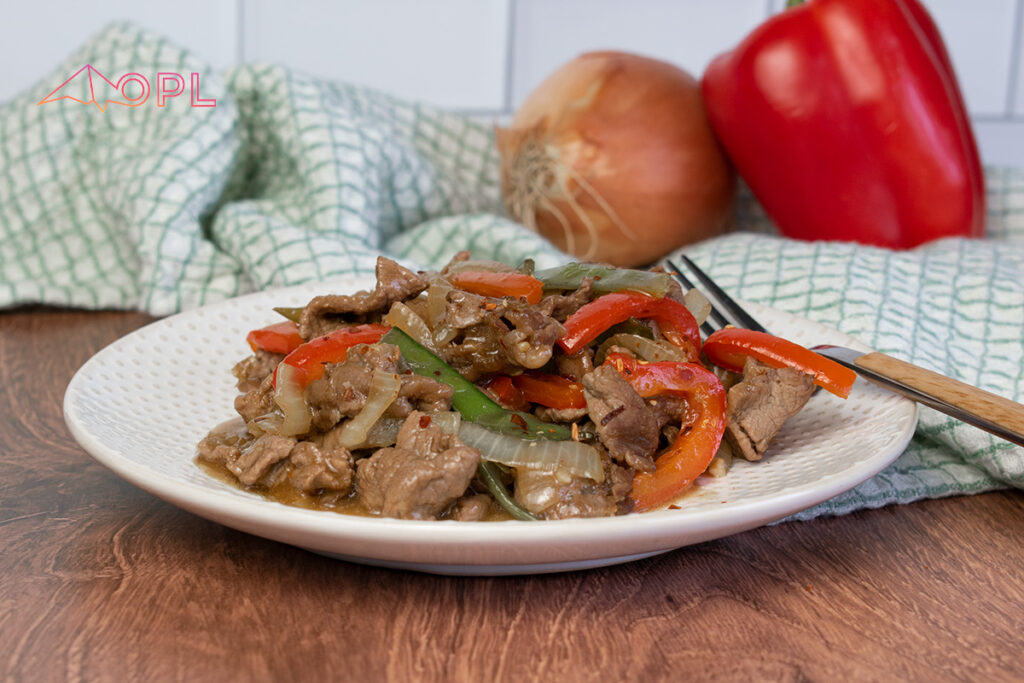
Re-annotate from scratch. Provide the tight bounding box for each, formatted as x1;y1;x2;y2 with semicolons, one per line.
854;351;1024;446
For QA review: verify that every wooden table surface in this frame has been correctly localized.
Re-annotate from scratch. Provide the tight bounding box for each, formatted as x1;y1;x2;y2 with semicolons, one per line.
3;307;1023;682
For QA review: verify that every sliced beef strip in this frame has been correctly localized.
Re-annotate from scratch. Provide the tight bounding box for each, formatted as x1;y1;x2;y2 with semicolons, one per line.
725;357;815;461
288;437;354;493
305;362;374;433
450;493;493;522
647;395;690;433
443;323;509;381
305;343;401;431
356;411;482;520
554;349;594;383
534;406;588;423
387;374;454;418
440;290;510;380
539;277;595;322
233;350;284;393
440;250;471;273
235;373;276;424
445;289;490;329
441;290;565;380
582;365;659;473
299;257;427;338
500;308;564;370
305;343;451;431
197;419;253;467
227;434;297;486
440;250;521;277
196;440;241;468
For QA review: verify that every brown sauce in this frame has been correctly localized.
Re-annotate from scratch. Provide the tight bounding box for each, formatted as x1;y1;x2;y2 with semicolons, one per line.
195;458;377;516
195;417;511;520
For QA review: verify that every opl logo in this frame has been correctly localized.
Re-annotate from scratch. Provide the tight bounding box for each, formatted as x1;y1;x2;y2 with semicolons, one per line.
37;64;216;111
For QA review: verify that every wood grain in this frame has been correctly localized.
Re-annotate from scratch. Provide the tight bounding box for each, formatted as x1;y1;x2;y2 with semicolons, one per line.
858;351;1024;442
2;307;1023;682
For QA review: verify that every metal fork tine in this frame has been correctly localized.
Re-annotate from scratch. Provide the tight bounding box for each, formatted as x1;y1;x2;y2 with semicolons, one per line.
665;260;729;336
675;255;770;334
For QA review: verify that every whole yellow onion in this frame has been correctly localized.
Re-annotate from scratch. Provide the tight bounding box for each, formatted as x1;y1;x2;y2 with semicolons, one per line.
497;51;735;267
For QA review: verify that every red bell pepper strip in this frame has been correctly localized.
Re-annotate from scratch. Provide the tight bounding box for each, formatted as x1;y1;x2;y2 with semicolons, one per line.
701;0;984;249
246;321;305;354
511;373;586;410
275;323;391;390
482;376;529;412
703;327;856;399
604;353;727;512
449;271;544;304
558;292;700;360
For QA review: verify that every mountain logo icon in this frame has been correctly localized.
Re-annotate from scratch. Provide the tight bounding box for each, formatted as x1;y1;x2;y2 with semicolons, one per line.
38;65;150;111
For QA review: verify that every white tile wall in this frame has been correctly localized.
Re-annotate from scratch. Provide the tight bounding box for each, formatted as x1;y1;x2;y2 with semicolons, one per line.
924;0;1019;115
0;0;237;102
242;0;510;110
1014;1;1024;115
509;0;768;107
0;0;1023;167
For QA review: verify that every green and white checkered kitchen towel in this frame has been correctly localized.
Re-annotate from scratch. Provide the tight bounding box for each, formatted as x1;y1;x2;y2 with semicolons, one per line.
2;23;1022;519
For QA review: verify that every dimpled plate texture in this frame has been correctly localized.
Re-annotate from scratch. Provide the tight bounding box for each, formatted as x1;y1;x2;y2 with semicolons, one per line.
64;275;918;575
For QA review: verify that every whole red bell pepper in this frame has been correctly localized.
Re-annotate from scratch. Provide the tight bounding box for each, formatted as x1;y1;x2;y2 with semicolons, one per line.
701;0;985;249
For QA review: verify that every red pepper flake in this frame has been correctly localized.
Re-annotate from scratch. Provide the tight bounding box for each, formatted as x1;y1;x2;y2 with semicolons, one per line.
510;414;527;431
484;302;498;310
419;414;432;428
668;505;681;510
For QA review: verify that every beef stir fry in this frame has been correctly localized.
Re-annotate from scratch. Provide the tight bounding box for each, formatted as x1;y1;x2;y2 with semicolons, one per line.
198;254;854;520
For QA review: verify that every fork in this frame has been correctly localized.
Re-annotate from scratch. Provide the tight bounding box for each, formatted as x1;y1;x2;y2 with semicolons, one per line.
667;256;1024;448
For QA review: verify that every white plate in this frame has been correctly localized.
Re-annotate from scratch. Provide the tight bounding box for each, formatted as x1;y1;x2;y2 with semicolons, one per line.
64;275;917;575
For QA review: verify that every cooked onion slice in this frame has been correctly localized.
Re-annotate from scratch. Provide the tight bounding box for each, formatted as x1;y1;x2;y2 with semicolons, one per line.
274;363;312;436
682;287;711;326
425;280;458;348
354;417;403;449
458;422;604;482
337;370;402;449
346;411;463;450
430;411;462;435
595;333;691;364
384;302;438;353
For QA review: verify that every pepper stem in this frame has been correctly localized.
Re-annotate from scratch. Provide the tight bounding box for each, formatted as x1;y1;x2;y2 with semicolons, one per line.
786;0;804;7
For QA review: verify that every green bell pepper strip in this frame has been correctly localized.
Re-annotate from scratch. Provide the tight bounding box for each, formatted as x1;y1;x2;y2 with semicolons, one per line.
475;462;540;521
382;328;572;440
274;306;304;323
382;327;572;522
535;263;672;298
